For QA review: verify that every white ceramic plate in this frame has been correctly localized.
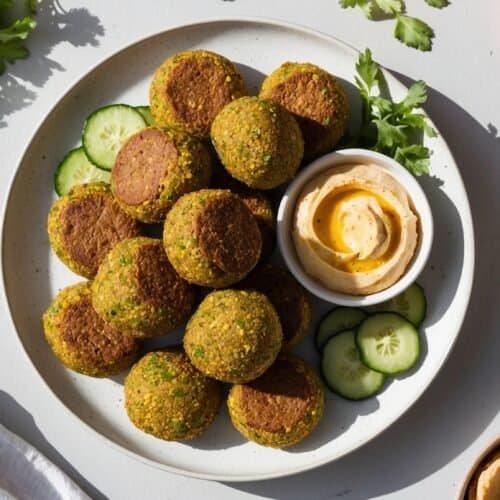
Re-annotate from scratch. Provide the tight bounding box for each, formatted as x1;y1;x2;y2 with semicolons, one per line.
1;18;474;481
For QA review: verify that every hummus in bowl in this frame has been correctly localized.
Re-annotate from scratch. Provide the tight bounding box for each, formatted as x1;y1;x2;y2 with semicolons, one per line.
293;163;418;295
277;149;433;307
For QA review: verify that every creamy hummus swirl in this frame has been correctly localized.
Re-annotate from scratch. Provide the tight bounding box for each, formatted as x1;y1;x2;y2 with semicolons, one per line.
292;164;419;295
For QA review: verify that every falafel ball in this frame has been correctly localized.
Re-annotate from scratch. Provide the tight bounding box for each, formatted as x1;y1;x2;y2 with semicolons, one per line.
184;290;283;383
112;127;212;223
125;348;222;441
92;237;195;337
211;96;304;189
259;62;349;161
239;265;311;349
227;355;324;447
210;171;276;262
149;50;247;139
43;282;140;377
163;189;262;288
47;183;141;279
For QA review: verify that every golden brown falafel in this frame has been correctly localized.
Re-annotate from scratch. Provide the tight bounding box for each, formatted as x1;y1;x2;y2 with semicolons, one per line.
125;348;222;441
260;62;349;161
112;127;212;223
47;183;141;278
43;282;140;377
150;50;247;139
228;355;324;447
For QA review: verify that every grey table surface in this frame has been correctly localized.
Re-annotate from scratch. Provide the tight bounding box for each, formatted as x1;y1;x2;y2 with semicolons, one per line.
0;1;498;499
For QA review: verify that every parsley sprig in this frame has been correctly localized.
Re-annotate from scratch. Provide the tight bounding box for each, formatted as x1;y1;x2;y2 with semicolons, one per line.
353;48;436;176
0;0;37;75
339;0;450;51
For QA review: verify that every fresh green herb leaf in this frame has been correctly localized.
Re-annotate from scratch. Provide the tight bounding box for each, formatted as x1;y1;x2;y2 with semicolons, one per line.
339;0;359;6
355;48;379;94
338;0;438;51
401;113;437;137
0;39;29;73
339;0;374;18
0;1;36;75
352;49;436;176
374;119;407;149
374;0;403;15
0;17;36;42
396;80;427;112
394;15;434;51
424;0;449;8
394;145;431;176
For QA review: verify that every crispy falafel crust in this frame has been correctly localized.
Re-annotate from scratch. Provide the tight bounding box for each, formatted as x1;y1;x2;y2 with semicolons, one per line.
163;189;261;288
239;265;311;349
125;348;222;441
149;50;247;139
184;290;283;383
210;172;276;262
195;195;261;274
43;282;140;377
47;183;141;278
92;237;195;337
210;96;304;189
260;62;349;161
227;355;324;447
111;127;212;223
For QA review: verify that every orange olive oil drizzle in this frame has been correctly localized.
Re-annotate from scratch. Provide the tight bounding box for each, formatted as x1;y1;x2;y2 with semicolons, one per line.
312;186;401;273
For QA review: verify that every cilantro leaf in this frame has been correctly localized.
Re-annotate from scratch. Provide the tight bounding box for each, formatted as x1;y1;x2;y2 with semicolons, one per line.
395;80;427;112
352;49;436;176
394;145;431;176
0;1;36;75
394;15;434;51
374;0;403;15
355;48;379;94
400;113;437;137
339;0;374;19
424;0;449;8
0;17;36;42
0;39;29;73
374;119;407;149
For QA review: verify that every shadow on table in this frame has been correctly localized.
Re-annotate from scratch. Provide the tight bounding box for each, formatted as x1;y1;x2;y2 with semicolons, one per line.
222;77;500;500
0;0;104;128
0;390;108;500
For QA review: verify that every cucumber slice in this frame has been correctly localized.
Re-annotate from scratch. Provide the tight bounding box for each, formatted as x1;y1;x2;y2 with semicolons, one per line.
54;147;110;196
82;104;146;170
321;330;385;400
135;106;155;126
356;313;421;375
316;307;367;351
366;283;426;326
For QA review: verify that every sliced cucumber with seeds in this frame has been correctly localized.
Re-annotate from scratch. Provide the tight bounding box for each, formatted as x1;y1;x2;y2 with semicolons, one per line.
54;147;110;196
316;307;367;351
356;313;421;375
135;105;155;126
366;283;426;327
82;104;146;171
321;330;385;400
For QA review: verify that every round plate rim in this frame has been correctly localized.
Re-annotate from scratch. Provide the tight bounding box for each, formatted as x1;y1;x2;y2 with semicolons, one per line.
0;16;475;482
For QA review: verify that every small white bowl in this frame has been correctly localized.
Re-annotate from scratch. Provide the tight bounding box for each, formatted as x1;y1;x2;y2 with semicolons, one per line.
457;438;500;500
277;149;434;307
